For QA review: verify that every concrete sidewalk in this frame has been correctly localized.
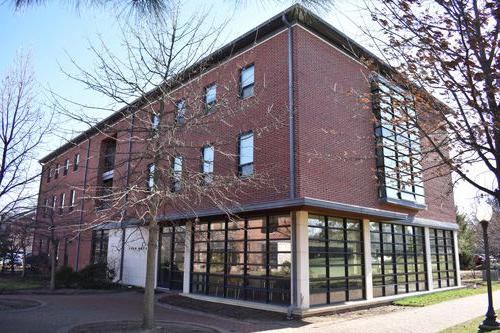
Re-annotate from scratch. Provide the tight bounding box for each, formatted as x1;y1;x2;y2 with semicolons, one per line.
271;290;500;333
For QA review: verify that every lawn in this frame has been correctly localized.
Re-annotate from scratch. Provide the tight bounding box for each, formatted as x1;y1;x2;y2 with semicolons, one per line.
440;310;499;333
393;282;500;307
0;276;46;291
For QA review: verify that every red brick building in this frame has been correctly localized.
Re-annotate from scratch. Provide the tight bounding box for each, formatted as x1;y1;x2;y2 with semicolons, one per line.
34;5;458;315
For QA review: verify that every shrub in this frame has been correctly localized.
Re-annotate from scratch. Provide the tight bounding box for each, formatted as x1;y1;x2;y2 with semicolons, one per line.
26;255;50;276
55;266;78;288
76;263;115;289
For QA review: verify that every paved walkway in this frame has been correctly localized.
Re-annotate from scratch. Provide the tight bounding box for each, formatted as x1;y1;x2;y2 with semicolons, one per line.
272;290;500;333
0;290;497;333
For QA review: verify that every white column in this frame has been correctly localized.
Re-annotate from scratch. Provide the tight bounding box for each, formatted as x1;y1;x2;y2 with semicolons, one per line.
294;211;310;310
453;230;461;286
424;227;433;291
362;219;373;300
183;220;192;294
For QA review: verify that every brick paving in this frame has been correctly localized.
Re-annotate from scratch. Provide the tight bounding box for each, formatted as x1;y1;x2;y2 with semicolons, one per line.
0;290;498;333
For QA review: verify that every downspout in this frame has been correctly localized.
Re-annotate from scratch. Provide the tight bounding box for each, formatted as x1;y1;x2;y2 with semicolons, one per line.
119;111;136;282
75;137;91;272
282;12;297;317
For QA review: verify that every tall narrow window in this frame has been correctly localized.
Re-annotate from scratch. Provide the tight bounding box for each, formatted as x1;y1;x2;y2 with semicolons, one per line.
74;154;80;171
240;64;255;98
238;132;254;177
147;164;155;191
63;159;69;176
102;139;116;174
205;84;217;111
52;195;57;214
69;189;76;212
59;193;65;215
54;164;59;179
151;113;160;130
171;156;183;192
47;167;52;183
202;145;214;185
175;99;186;125
372;76;425;207
43;198;50;217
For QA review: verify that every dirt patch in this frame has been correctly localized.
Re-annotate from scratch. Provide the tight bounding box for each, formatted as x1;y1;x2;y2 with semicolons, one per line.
302;304;409;324
67;321;220;333
0;298;42;311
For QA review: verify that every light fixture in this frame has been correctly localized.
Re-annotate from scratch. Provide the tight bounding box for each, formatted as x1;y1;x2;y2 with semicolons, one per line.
476;201;493;223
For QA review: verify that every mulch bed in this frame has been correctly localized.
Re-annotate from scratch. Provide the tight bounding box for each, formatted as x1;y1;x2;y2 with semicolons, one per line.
158;294;290;322
67;321;219;333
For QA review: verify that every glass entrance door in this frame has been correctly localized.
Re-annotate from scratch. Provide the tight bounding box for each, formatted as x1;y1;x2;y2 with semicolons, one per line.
157;225;185;290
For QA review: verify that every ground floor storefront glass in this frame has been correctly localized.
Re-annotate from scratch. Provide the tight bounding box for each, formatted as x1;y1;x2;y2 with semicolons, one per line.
308;216;365;306
191;215;291;305
157;225;185;290
370;222;427;297
430;228;457;288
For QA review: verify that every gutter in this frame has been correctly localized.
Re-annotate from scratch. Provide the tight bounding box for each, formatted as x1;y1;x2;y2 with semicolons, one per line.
75;137;91;272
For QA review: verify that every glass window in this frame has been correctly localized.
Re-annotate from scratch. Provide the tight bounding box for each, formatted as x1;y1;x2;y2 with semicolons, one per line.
238;132;254;177
147;164;155;191
370;221;427;297
91;230;109;264
205;84;216;111
59;193;65;215
309;215;364;306
430;228;457;289
191;215;291;305
175;100;186;124
151;113;160;130
63;159;69;176
69;189;76;211
55;164;59;179
74;153;80;171
372;78;424;205
240;65;254;98
202;145;214;185
171;156;182;192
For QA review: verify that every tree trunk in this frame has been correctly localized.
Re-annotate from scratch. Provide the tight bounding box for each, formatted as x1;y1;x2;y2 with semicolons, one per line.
142;222;159;329
21;246;26;278
50;239;57;291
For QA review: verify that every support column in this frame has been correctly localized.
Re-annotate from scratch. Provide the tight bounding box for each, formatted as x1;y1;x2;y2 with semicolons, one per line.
183;220;192;294
453;230;461;286
424;227;433;291
294;211;309;310
362;219;373;300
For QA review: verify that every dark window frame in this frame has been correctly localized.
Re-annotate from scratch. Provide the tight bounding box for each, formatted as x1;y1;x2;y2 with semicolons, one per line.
171;156;183;193
175;99;186;125
201;145;214;185
63;159;69;176
204;83;217;112
73;154;80;171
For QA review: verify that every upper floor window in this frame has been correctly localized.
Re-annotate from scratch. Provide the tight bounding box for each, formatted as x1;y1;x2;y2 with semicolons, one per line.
204;84;217;111
74;154;80;171
147;163;155;191
202;145;214;185
69;189;76;212
43;198;50;217
54;164;59;179
238;132;254;177
102;139;117;175
151;113;160;130
47;167;52;183
63;159;69;176
171;156;183;192
175;99;186;125
52;195;57;214
240;65;255;98
372;76;425;206
59;193;65;215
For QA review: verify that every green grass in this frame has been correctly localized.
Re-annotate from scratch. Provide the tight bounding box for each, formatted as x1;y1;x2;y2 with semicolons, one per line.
0;277;45;291
393;282;500;307
440;310;499;333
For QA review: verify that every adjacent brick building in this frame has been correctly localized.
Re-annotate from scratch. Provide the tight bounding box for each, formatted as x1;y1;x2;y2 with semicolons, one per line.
33;5;458;315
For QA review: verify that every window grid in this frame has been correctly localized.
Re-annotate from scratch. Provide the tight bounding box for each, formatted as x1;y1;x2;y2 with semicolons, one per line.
157;225;185;290
370;222;427;298
430;228;457;288
191;215;291;305
308;216;365;306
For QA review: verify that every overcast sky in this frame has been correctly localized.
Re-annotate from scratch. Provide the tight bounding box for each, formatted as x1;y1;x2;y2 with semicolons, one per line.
0;0;487;215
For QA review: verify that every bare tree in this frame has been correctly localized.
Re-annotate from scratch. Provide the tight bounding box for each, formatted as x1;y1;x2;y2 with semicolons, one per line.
52;6;287;329
358;0;499;206
0;54;52;222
